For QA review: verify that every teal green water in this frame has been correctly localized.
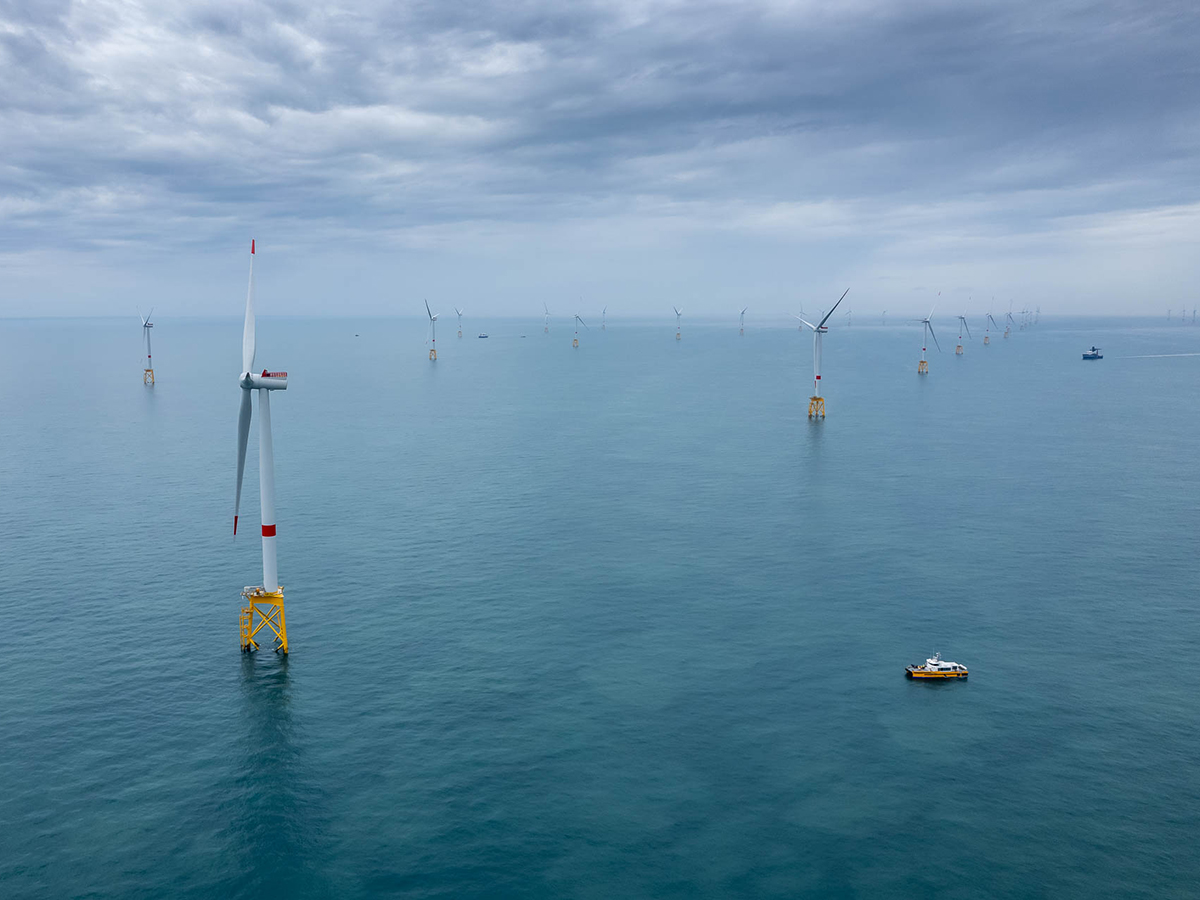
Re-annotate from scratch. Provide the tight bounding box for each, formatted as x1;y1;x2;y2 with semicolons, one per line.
1;317;1198;898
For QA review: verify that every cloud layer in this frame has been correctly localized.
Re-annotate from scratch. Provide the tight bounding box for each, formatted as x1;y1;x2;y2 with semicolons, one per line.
2;0;1198;314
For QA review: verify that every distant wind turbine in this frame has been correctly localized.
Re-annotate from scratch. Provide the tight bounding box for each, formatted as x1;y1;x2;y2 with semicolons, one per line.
544;303;551;334
739;306;747;335
602;305;607;331
917;308;940;374
673;306;683;341
455;307;463;338
955;315;971;355
139;307;155;384
984;313;999;345
797;288;849;419
573;313;588;347
425;299;438;360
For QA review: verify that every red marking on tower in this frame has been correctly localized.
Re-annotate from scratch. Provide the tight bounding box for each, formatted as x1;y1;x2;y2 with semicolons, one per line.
251;239;255;254
262;524;276;537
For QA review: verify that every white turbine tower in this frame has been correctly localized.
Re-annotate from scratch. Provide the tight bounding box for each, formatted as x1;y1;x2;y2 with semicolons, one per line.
455;307;463;338
234;239;290;654
917;308;940;374
602;305;607;331
573;313;588;347
425;300;438;360
673;305;683;341
544;303;551;334
797;289;849;419
955;314;971;355
139;308;155;384
739;306;747;335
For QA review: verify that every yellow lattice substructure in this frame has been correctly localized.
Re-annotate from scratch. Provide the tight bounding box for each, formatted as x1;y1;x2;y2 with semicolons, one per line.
144;368;155;384
955;344;963;355
808;396;825;419
429;348;437;360
240;587;288;654
984;335;990;345
918;360;928;374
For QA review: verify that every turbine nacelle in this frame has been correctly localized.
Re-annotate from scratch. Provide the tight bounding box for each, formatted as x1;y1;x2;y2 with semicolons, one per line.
240;371;289;390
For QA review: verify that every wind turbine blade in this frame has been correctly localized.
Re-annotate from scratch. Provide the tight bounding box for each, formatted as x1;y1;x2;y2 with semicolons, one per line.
455;307;462;316
673;306;682;316
929;323;941;351
234;389;252;534
963;319;972;338
797;317;817;331
544;303;549;315
741;306;748;314
242;241;256;373
425;299;433;321
580;317;588;328
817;288;850;329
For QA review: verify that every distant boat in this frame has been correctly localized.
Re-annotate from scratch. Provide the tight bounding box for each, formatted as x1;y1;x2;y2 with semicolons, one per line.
478;332;489;339
1082;346;1103;360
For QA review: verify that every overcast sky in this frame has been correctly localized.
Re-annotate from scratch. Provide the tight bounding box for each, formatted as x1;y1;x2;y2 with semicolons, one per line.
1;0;1197;317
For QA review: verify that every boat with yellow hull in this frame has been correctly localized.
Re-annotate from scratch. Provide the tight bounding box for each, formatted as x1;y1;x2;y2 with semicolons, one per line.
906;653;968;679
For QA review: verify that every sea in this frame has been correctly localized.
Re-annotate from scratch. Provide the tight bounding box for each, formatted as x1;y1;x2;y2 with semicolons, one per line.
1;314;1197;899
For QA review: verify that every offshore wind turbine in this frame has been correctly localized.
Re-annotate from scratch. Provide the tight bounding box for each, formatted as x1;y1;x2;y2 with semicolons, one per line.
455;307;463;338
572;313;588;347
797;288;849;419
234;240;291;654
139;308;155;384
739;306;747;335
544;303;551;334
673;305;683;341
984;313;999;345
602;305;607;331
1004;304;1014;338
425;300;438;360
955;315;971;355
917;308;940;374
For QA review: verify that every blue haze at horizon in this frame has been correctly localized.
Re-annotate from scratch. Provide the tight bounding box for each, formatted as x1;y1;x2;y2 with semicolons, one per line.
1;316;1197;898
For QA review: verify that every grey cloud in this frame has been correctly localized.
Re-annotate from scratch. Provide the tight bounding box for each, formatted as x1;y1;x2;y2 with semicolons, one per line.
0;0;1198;313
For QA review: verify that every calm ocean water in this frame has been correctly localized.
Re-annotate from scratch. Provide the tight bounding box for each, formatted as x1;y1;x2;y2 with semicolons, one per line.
1;314;1198;898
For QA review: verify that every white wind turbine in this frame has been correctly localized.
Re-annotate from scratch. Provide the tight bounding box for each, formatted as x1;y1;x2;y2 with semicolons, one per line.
602;305;607;331
955;314;971;355
455;307;463;338
797;288;849;420
739;306;748;335
917;308;940;374
544;303;551;334
573;313;588;347
984;312;999;345
673;305;683;341
139;307;155;384
233;239;291;654
425;300;438;360
1004;304;1014;338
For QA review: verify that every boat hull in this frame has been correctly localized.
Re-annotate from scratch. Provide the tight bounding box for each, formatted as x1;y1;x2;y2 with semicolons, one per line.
906;668;968;679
